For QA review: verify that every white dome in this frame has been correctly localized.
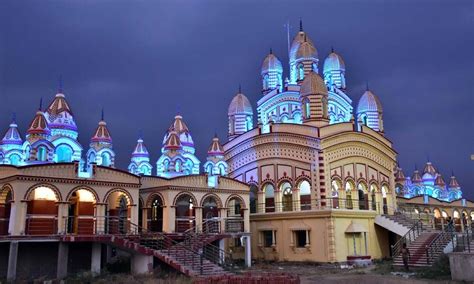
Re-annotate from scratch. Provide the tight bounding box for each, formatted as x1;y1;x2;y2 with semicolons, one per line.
357;90;382;113
300;72;327;96
228;93;253;115
323;51;345;73
261;51;283;75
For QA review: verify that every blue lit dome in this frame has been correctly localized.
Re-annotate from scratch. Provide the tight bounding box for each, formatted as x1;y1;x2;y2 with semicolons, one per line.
132;137;149;158
1;120;22;146
323;51;345;73
261;51;283;76
228;93;253;115
45;92;78;136
357;90;383;114
300;72;327;95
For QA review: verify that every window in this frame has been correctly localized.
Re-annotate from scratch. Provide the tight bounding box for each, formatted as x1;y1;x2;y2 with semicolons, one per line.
101;152;111;166
264;184;275;212
280;182;292;212
245;116;252;131
304;100;311;119
37;146;47;161
56;145;73;162
9;154;20;165
206;163;213;174
175;159;181;172
294;230;308;248
263;74;269;90
299;180;311;210
345;182;354;209
298;64;304;81
262;230;274;247
249;185;258;213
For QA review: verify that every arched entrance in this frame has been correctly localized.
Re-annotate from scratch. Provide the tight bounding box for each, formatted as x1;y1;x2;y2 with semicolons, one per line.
106;191;130;234
381;185;389;214
175;194;195;233
67;189;96;234
358;183;368;210
345;181;354;209
0;187;13;235
202;196;219;233
280;182;292;212
149;196;163;232
263;184;275;213
227;197;244;233
26;186;59;235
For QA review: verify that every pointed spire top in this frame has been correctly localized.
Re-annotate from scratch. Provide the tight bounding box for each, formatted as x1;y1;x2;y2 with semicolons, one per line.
39;97;43;111
101;107;104;121
427;154;430;162
331;46;335;53
365;81;369;91
138;129;143;139
269;47;273;54
238;83;242;94
451;170;455;177
58;74;63;93
12;112;16;123
299;18;303;32
415;164;417;171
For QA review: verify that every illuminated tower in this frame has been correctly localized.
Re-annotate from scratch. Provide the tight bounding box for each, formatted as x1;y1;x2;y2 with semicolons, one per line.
162;114;195;154
228;87;253;140
0;114;24;165
25;101;54;163
261;49;283;94
289;20;318;83
128;135;152;176
87;110;115;167
323;48;346;91
203;135;228;176
356;87;384;132
45;81;83;162
299;71;329;127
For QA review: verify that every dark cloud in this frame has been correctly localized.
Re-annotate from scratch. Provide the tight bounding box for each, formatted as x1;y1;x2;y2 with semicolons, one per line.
0;0;473;198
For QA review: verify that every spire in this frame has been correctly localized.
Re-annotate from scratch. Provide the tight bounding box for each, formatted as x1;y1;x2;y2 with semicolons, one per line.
449;173;460;188
238;84;242;94
207;135;224;156
299;18;303;32
331;46;335;53
269;48;273;55
101;107;104;121
366;81;369;91
58;74;63;93
1;113;22;145
12;112;16;123
39;97;43;111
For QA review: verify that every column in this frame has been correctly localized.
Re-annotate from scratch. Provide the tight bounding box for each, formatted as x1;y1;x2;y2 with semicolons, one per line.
375;192;382;214
293;188;300;212
95;203;106;234
195;207;203;233
16;201;28;235
91;243;101;276
166;206;176;233
219;239;225;265
141;207;149;231
352;190;359;211
7;241;18;281
131;254;153;274
243;209;250;233
57;202;69;234
57;242;69;279
257;192;265;213
274;190;282;212
129;204;138;232
219;208;227;233
338;188;345;209
8;201;17;235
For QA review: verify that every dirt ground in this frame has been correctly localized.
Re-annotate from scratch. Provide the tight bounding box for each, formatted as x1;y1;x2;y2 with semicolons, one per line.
245;262;459;284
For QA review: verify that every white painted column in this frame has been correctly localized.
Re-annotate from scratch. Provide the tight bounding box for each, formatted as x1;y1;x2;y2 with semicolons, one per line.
8;201;17;235
243;209;250;233
7;241;18;281
195;207;203;233
91;243;101;276
95;204;106;234
17;201;27;235
57;202;69;234
129;204;138;232
244;236;251;267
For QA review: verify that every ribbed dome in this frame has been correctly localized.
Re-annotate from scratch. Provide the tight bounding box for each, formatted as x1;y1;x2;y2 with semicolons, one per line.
228;93;253;115
46;93;78;131
162;115;194;150
132;137;149;157
412;170;422;183
27;111;51;135
423;162;437;176
91;120;112;143
435;175;445;187
300;72;327;96
289;31;315;61
323;51;345;73
395;168;406;182
164;131;182;150
1;119;22;145
448;175;460;188
296;40;318;60
261;51;283;75
357;90;383;114
208;136;224;156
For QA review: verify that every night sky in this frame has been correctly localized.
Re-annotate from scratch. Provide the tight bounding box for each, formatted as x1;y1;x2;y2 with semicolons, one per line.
0;1;473;198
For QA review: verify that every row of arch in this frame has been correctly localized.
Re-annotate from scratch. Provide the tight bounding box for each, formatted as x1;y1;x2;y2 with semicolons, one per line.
331;178;389;211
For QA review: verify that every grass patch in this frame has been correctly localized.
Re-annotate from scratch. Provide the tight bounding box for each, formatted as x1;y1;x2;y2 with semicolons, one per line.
371;258;394;275
415;254;451;280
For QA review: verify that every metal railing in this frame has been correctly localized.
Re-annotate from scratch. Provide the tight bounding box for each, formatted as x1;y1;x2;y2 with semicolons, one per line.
25;215;58;235
426;221;454;265
391;219;424;258
453;226;473;253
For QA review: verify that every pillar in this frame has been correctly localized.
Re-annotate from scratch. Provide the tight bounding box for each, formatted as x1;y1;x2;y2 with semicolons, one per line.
57;242;69;279
165;206;175;233
293;188;301;211
8;201;17;235
195;207;203;233
244;236;252;267
7;241;18;281
95;203;106;234
16;201;27;235
219;239;225;265
141;207;149;231
219;208;227;233
129;204;138;232
91;243;101;276
274;190;282;212
257;192;265;213
352;190;359;210
57;202;69;234
131;254;153;274
375;192;382;214
243;209;250;233
338;188;345;209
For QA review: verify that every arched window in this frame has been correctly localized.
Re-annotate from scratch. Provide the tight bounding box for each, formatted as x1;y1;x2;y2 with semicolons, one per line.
150;196;163;232
101;152;111;167
88;152;96;164
163;159;170;172
303;99;311;119
218;164;226;176
56;145;73;163
345;182;354;209
263;74;269;90
263;184;275;213
37;146;47;161
299;180;311;210
331;180;341;209
10;154;21;166
249;185;258;213
229;117;235;135
370;184;378;211
280;182;292;212
140;165;150;175
206;163;213;174
175;159;182;172
381;185;388;214
175;194;195;232
312;63;317;72
358;183;368;210
298;64;304;81
245;116;253;131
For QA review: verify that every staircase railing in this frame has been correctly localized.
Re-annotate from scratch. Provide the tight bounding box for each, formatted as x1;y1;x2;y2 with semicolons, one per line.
453;226;473;253
391;219;423;258
426;221;454;265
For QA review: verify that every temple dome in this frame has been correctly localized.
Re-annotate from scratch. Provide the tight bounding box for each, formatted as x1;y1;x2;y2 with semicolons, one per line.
1;119;22;146
46;92;78;132
27;111;50;136
357;90;383;114
300;72;327;95
162;115;194;153
132;137;149;157
228;93;253;115
261;51;283;75
207;136;224;156
91;120;112;144
323;51;345;73
296;39;318;60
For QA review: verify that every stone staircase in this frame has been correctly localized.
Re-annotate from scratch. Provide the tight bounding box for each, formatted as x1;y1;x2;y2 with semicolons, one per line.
392;232;440;268
375;214;416;236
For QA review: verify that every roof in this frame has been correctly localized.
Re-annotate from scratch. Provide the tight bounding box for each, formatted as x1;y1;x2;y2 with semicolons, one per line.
132;138;149;157
411;170;422;183
449;175;460;188
289;31;316;61
164;131;182;150
45;93;78;131
345;221;367;233
300;72;327;96
357;90;383;113
228;93;253;115
261;51;283;75
395;168;405;182
91;120;112;143
435;174;446;187
46;93;73;117
296;40;318;60
323;51;345;73
27;111;51;135
1;120;22;145
423;162;437;176
207;136;224;156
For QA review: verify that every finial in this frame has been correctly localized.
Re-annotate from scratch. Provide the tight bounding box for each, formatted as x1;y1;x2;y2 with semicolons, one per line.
365;81;369;91
101;107;104;121
238;84;242;94
427;154;430;162
12;112;16;123
303;34;307;42
39;97;43;111
414;164;418;171
138;129;143;139
331;46;335;53
214;130;218;138
269;48;273;54
451;170;455;177
58;74;63;93
176;104;181;114
299;18;303;32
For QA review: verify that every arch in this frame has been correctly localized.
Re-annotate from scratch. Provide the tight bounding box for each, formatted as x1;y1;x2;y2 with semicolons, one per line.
280;181;293;212
249;184;258;213
453;209;460;219
381;184;389;214
0;185;13;235
104;188;134;206
369;183;378;211
262;183;275;213
344;180;355;209
357;181;368;210
172;191;198;206
298;179;311;210
297;63;304;81
433;208;441;218
225;194;247;210
200;193;223;208
0;184;14;204
56;144;73;163
148;194;164;232
37;145;48;161
174;193;196;232
303;98;311;119
202;195;219;221
145;192;166;208
101;152;111;167
24;183;62;202
9;154;21;166
66;186;100;203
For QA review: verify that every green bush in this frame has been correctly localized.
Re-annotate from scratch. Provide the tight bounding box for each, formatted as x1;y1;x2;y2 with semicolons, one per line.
416;254;451;280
